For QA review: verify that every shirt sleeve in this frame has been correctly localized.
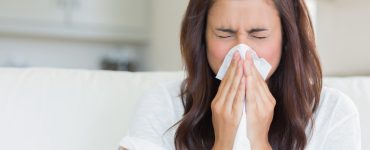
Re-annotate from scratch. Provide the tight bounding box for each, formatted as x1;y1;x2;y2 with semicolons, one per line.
119;84;178;150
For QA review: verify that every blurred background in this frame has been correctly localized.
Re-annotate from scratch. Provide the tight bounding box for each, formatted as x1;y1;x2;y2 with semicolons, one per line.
0;0;369;75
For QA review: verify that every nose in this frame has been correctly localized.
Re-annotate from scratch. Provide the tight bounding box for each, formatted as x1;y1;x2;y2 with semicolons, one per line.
235;34;259;57
236;34;251;47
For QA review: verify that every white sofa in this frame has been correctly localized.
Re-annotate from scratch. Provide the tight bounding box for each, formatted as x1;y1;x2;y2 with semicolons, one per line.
0;67;368;150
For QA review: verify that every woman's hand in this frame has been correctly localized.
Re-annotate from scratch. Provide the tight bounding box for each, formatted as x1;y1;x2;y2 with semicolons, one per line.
211;52;246;150
243;53;275;150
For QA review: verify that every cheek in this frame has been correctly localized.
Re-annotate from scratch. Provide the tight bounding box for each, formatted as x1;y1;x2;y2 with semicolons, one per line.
256;42;282;77
206;40;232;74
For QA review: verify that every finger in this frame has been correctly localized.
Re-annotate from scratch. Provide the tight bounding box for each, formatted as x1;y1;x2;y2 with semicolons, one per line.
246;53;272;105
247;52;268;86
245;67;256;108
245;52;258;78
217;52;240;104
244;52;261;79
258;85;276;106
244;70;264;112
254;85;270;110
243;56;253;77
225;60;243;110
219;52;239;90
232;75;246;114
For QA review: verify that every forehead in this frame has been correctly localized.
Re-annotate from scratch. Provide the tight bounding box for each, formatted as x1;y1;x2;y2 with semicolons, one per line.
208;0;279;28
210;0;276;11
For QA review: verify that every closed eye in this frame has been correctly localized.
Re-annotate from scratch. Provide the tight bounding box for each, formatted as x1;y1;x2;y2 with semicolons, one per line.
217;35;232;38
215;28;236;39
252;36;267;39
248;28;269;39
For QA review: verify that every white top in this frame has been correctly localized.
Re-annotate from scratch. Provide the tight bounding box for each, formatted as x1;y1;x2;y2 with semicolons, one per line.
120;80;361;150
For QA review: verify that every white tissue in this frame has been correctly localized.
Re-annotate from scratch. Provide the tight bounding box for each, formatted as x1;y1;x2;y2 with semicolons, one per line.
215;44;272;150
215;44;271;80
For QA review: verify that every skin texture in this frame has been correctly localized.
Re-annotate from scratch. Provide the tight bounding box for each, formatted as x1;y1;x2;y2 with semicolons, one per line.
207;0;282;149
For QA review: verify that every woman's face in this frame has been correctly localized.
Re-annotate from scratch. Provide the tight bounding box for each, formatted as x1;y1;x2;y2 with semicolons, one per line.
206;0;282;79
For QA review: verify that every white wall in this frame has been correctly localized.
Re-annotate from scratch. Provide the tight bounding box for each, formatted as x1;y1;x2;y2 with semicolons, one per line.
147;0;370;76
1;0;369;75
145;0;188;71
316;0;370;76
0;36;145;70
0;0;187;72
0;0;150;71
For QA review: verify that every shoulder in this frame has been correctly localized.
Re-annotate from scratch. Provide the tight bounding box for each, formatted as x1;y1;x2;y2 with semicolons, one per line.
158;79;184;102
135;79;184;120
142;79;184;110
120;79;184;149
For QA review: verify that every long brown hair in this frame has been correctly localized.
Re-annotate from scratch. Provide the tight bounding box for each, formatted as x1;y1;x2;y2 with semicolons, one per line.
175;0;322;149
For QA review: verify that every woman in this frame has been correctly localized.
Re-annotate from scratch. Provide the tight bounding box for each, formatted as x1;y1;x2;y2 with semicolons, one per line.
120;0;361;149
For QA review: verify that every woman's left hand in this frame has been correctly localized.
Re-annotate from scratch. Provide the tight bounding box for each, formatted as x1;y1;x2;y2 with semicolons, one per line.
243;53;276;150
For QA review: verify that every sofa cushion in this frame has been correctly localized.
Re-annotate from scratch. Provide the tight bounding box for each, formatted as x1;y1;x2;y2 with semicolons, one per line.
0;68;368;150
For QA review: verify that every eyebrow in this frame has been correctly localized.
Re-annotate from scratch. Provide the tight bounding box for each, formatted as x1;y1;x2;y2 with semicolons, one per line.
215;27;268;34
216;28;236;34
248;28;268;34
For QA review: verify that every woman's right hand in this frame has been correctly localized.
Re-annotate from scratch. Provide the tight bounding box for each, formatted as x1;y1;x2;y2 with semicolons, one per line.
211;52;246;150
